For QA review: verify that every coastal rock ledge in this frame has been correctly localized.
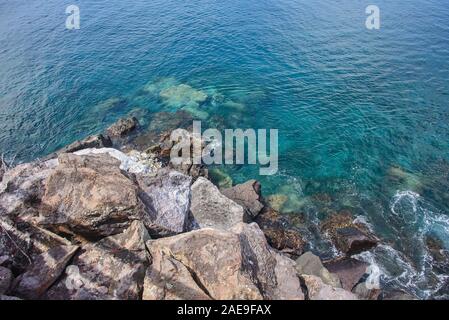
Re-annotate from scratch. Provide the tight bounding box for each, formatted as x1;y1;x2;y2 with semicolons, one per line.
0;123;378;300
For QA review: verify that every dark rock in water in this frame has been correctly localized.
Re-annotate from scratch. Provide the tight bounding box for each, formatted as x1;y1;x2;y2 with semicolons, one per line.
221;180;264;218
13;245;79;299
40;153;147;239
58;134;112;155
425;235;449;273
137;168;192;236
106;117;139;138
45;221;149;300
295;252;341;288
321;211;378;256
380;289;417;300
0;266;13;295
255;207;306;257
144;222;304;300
324;258;369;291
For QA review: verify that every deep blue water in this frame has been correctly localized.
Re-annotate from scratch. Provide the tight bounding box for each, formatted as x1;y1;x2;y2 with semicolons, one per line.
1;0;449;298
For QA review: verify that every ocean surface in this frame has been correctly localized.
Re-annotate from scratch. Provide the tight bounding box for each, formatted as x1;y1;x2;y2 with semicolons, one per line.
1;0;449;298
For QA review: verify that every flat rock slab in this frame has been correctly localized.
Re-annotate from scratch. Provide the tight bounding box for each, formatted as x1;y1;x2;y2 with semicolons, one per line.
221;180;263;218
324;258;369;291
302;275;358;300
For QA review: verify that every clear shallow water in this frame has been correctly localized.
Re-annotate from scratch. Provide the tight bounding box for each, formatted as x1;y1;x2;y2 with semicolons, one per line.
1;0;449;298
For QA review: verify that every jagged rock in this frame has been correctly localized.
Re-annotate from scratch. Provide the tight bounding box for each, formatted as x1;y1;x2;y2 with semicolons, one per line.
0;159;58;217
0;266;13;295
295;252;341;288
144;223;304;300
14;245;79;299
39;153;147;238
321;212;378;256
58;134;112;154
45;221;149;300
324;258;369;291
137;169;192;236
190;177;245;230
106;117;139;138
353;282;381;300
301;275;358;300
255;207;306;257
221;180;263;218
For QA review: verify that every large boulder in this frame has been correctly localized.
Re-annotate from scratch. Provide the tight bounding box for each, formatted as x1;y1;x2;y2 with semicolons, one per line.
137;169;192;236
45;221;149;300
144;223;304;300
255;207;306;257
301;275;358;300
13;245;79;299
106;117;139;138
221;180;264;218
189;177;246;230
324;258;369;291
39;153;147;238
321;212;378;256
0;266;13;295
295;252;341;288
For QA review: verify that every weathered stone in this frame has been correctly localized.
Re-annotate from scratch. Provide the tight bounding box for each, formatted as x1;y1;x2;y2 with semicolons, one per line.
302;275;358;300
190;177;245;230
145;223;304;300
40;153;146;238
58;134;112;154
0;295;21;300
324;258;369;291
321;212;378;256
221;180;264;218
0;266;13;295
255;207;306;257
353;282;381;300
106;117;139;138
14;245;79;299
295;252;341;288
137;169;192;236
45;221;149;300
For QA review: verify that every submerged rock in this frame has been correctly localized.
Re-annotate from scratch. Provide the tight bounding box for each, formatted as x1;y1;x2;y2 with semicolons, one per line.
255;207;306;257
295;252;341;288
0;266;13;295
106;117;139;138
221;180;264;218
208;168;233;189
14;245;79;299
144;223;304;300
159;84;208;109
301;275;357;300
190;177;246;230
45;221;149;300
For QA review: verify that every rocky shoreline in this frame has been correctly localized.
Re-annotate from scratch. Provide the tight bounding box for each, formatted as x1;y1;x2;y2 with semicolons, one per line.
0;116;405;300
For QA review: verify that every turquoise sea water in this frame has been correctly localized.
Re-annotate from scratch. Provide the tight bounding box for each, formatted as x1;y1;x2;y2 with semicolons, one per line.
1;0;449;298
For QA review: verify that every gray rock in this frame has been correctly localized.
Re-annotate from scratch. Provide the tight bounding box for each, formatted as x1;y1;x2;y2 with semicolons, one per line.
190;177;245;230
137;169;192;236
353;282;381;300
14;245;79;299
57;134;112;155
324;258;369;291
221;180;264;218
44;221;149;300
106;117;139;138
144;222;304;300
0;266;13;295
302;275;358;300
295;252;341;288
0;295;21;300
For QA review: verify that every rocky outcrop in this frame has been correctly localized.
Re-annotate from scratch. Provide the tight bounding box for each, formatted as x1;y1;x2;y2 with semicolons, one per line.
144;223;304;300
13;245;79;299
324;258;369;291
0;266;13;295
39;153;147;239
189;177;246;230
106;117;139;138
45;221;149;300
321;212;378;256
58;134;112;155
221;180;263;218
137;169;192;236
295;252;341;288
301;275;358;300
255;207;306;257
